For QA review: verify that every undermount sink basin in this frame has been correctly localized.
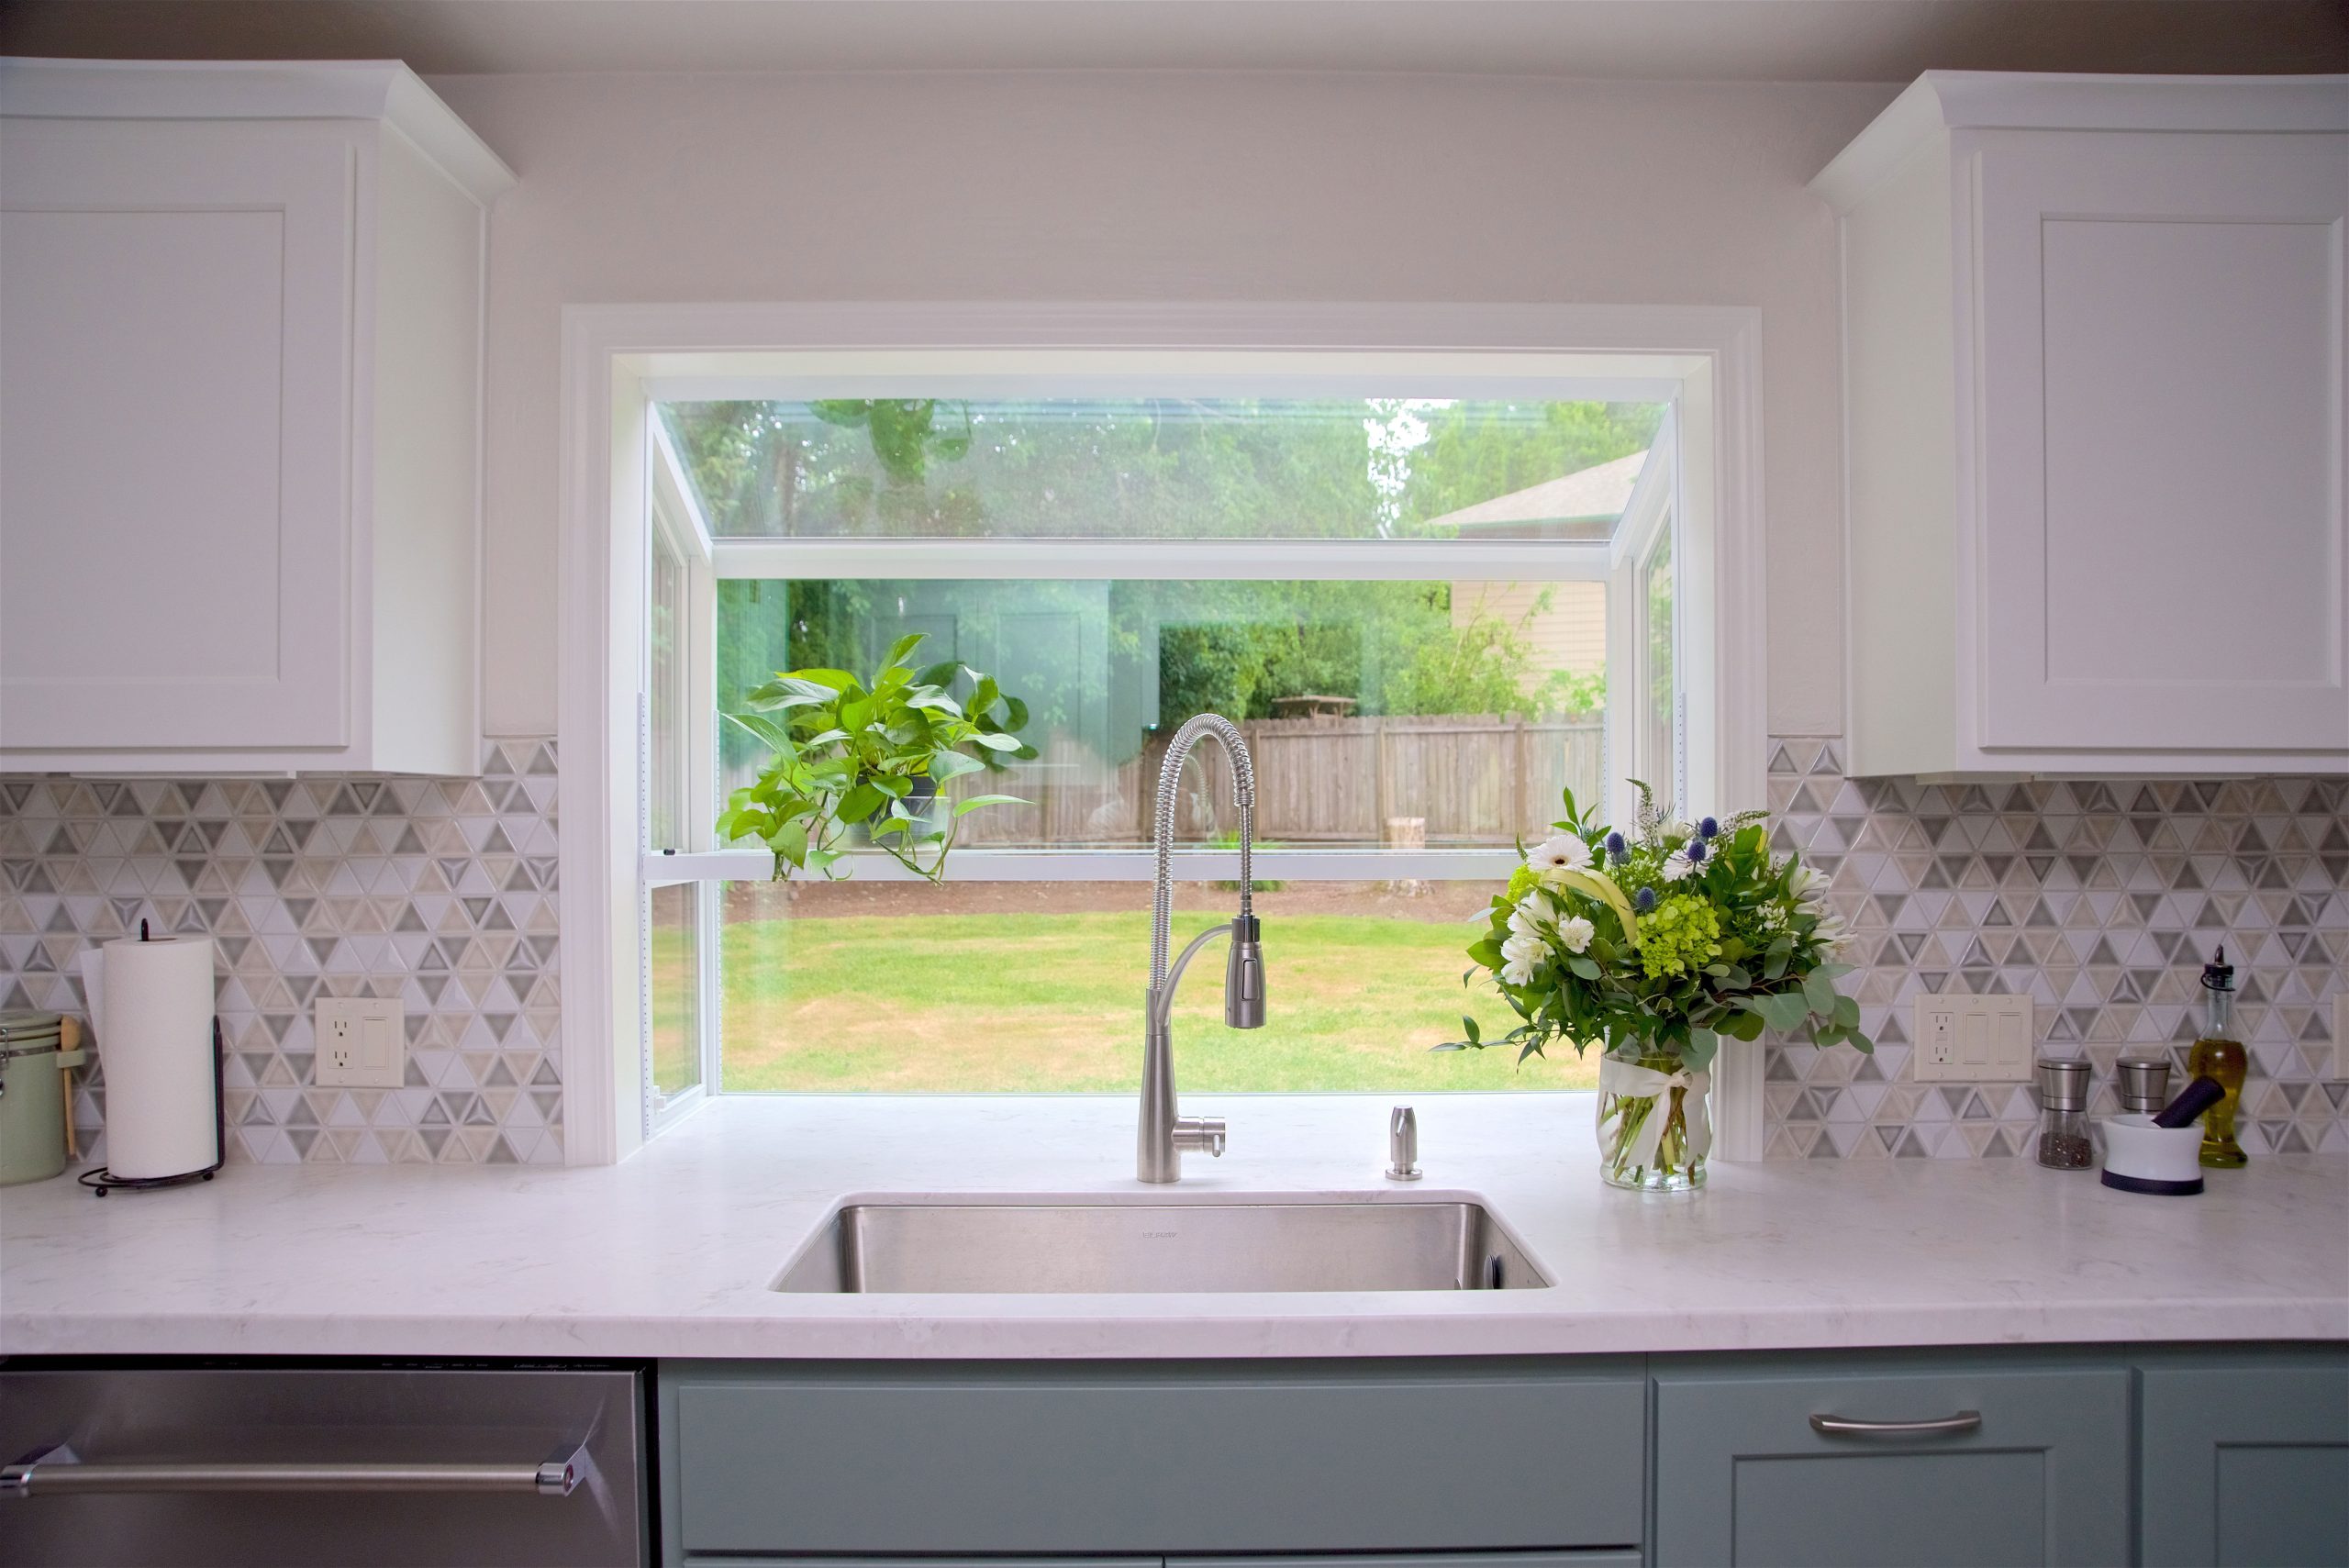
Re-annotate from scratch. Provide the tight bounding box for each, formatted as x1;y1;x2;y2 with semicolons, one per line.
771;1195;1550;1294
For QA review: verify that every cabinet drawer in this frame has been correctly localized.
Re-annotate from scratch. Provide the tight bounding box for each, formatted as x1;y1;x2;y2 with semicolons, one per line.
661;1360;1644;1558
1652;1353;2130;1567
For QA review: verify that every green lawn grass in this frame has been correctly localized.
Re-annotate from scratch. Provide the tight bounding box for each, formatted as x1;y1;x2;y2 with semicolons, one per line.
701;910;1600;1094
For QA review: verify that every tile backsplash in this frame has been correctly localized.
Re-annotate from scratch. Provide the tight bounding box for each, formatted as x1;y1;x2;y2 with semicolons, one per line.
8;728;2338;1169
0;740;562;1166
1765;737;2348;1159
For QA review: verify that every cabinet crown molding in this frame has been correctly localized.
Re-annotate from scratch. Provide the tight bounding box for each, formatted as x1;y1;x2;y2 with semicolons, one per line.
0;56;514;202
1812;70;2349;211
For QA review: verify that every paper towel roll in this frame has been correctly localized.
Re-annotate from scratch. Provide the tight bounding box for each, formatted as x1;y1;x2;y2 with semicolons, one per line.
92;935;217;1179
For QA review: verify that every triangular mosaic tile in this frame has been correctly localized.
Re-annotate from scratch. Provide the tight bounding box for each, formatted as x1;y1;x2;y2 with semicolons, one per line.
3;740;564;1167
1763;738;2348;1159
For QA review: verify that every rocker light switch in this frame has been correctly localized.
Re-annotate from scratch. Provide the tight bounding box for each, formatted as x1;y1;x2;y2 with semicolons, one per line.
316;997;405;1088
1913;994;2033;1083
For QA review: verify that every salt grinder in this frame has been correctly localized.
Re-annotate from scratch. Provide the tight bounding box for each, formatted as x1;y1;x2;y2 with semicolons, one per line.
2114;1058;2172;1116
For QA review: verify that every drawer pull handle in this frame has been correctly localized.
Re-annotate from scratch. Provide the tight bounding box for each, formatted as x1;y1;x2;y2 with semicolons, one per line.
1809;1410;1982;1439
0;1442;587;1498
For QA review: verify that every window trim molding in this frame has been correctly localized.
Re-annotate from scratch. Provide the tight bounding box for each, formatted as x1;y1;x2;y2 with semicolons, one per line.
559;302;1767;1167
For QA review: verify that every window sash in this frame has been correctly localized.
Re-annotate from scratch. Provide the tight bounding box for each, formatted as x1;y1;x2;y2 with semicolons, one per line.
710;537;1614;583
642;846;1523;888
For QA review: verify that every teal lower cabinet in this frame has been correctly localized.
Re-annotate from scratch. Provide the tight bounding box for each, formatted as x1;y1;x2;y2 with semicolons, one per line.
1651;1351;2133;1568
2138;1349;2349;1568
656;1360;1646;1565
654;1349;2348;1568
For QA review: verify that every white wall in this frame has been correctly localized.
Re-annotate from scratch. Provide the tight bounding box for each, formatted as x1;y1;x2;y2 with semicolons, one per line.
430;70;1897;741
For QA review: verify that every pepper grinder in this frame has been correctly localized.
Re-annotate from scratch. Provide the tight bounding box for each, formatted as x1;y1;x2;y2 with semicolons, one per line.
2035;1058;2094;1170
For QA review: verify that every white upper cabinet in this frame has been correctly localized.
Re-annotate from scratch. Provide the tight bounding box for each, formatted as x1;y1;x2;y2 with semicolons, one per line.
1814;72;2348;777
0;60;512;773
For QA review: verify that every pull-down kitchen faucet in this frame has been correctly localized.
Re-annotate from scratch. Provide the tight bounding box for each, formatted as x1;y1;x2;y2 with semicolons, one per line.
1139;713;1264;1183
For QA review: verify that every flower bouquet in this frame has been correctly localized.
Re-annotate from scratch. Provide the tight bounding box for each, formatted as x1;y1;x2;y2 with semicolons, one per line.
1441;783;1872;1191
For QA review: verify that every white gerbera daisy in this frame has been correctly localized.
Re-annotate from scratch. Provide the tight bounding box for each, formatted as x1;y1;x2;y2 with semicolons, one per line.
1661;849;1694;882
1525;834;1591;876
1556;915;1595;953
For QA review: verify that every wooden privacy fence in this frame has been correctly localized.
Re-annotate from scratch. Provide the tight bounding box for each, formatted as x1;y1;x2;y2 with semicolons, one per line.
948;715;1603;848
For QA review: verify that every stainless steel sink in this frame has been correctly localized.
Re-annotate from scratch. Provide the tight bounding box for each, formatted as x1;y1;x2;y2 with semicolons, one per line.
771;1196;1549;1294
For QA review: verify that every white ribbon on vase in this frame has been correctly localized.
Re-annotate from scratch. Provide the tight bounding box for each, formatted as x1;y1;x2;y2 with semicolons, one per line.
1596;1055;1712;1171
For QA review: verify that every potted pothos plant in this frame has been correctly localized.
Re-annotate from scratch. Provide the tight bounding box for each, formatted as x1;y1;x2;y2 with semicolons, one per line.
1440;782;1871;1192
716;632;1037;882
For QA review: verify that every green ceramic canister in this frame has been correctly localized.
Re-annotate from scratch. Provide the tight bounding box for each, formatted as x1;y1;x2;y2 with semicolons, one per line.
0;1011;86;1185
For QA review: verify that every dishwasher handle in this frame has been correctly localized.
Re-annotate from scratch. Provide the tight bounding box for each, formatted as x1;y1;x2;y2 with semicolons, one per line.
0;1441;587;1498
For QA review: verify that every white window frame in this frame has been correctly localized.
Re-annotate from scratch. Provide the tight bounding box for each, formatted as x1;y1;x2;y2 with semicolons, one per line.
559;304;1766;1167
641;418;720;1132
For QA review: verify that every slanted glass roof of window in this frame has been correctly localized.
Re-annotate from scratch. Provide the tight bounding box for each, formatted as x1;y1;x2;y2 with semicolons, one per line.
658;398;1666;540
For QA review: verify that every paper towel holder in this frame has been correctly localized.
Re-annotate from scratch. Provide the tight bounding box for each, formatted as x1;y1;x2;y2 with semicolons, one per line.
76;1018;225;1196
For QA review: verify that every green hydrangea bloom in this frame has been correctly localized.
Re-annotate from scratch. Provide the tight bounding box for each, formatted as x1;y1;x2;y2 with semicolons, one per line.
1635;893;1722;979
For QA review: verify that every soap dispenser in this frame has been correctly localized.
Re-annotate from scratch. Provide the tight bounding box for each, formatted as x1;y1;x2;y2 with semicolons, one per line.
2184;946;2248;1169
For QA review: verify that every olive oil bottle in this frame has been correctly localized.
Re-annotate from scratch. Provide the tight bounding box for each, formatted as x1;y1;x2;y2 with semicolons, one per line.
2185;946;2248;1169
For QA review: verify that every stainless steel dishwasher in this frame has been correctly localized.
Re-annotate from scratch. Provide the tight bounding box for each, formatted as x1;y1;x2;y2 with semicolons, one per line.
0;1362;649;1567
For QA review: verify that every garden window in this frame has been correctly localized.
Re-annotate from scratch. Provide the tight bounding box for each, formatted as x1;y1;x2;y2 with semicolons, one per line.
638;379;1699;1109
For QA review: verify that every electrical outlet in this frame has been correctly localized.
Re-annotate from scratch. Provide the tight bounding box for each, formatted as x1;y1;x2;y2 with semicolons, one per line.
315;997;404;1088
1913;993;2034;1083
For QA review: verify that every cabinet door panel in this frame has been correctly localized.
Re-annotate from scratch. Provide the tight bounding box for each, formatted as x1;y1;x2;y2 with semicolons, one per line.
0;120;352;750
2141;1355;2349;1568
662;1360;1644;1558
1652;1357;2130;1567
1972;130;2348;754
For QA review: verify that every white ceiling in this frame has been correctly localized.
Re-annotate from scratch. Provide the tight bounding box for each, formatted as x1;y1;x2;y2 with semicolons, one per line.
3;0;2343;81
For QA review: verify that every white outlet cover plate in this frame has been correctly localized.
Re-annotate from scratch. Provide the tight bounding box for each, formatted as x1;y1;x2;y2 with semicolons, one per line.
1912;993;2035;1083
316;997;405;1088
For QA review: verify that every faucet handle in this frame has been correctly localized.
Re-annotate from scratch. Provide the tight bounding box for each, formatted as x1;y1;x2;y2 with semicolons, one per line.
1386;1106;1422;1181
1174;1117;1227;1158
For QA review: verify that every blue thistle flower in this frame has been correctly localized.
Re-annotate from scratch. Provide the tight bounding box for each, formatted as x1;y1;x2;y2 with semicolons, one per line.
1687;838;1708;864
1698;816;1720;839
1634;886;1657;913
1605;831;1627;862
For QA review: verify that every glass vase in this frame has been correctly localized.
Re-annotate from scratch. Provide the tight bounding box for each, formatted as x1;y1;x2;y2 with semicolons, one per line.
1596;1047;1709;1192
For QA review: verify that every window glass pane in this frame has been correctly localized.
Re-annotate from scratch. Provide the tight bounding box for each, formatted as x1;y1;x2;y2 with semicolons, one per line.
1642;521;1678;804
718;879;1596;1094
648;533;686;851
661;398;1665;539
649;883;703;1110
718;577;1608;849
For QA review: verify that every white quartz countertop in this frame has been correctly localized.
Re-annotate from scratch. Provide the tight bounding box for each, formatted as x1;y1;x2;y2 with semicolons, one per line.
4;1095;2343;1360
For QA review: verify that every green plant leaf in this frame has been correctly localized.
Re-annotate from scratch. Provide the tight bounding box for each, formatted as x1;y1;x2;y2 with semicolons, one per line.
966;730;1023;751
884;631;928;669
927;751;986;782
1803;970;1838;1018
952;793;1029;817
835;782;885;824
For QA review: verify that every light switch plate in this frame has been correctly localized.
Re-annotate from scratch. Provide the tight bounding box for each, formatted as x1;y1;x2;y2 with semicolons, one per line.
316;997;404;1088
1913;993;2034;1082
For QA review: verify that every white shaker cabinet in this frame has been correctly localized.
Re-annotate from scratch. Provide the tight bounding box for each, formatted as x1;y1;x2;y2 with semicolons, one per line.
1814;72;2348;777
0;60;512;773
